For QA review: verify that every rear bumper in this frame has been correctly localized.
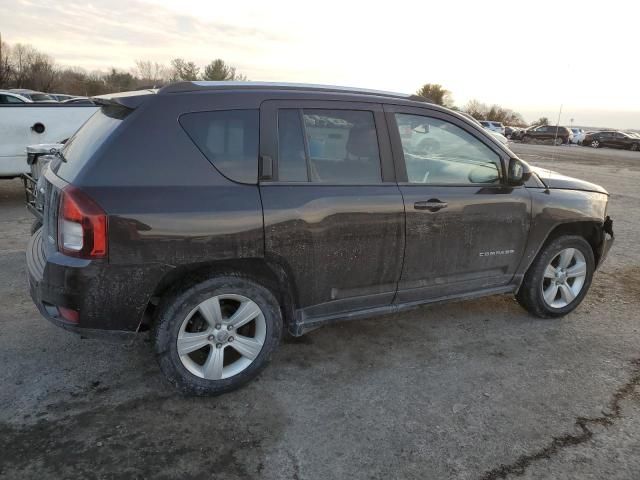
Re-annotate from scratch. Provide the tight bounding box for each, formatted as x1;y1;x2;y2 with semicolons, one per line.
27;229;166;338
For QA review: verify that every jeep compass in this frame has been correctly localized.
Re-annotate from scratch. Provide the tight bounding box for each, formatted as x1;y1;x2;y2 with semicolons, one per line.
27;82;614;395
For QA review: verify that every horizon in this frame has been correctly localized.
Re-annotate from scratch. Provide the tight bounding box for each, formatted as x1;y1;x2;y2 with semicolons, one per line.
1;0;639;129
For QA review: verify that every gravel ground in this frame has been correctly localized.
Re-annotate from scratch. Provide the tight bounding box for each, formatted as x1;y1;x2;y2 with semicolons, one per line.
0;143;638;479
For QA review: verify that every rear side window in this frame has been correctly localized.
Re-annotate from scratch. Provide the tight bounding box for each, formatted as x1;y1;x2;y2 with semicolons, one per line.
277;109;382;183
180;109;259;184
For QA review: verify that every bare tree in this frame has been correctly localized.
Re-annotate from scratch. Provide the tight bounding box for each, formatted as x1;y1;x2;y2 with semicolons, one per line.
25;52;56;91
532;117;549;126
463;99;526;127
10;43;37;88
0;33;12;88
134;59;169;86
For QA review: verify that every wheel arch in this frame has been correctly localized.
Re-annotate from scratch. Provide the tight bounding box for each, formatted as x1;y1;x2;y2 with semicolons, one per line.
541;221;604;263
515;219;605;291
139;257;299;333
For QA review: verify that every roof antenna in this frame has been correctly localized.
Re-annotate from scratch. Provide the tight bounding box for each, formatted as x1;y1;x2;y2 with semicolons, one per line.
546;103;563;192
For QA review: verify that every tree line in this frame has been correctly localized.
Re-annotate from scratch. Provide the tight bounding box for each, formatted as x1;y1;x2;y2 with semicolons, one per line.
416;83;536;127
0;35;246;96
0;34;540;127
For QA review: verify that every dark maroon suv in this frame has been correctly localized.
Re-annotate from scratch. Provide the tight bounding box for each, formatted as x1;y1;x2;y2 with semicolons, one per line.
521;125;573;145
27;82;614;395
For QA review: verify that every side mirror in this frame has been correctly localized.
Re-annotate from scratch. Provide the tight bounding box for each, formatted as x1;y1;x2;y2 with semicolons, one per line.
508;158;529;186
468;164;500;184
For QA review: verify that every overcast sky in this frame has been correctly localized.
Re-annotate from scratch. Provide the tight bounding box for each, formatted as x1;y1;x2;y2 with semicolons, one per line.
1;0;639;128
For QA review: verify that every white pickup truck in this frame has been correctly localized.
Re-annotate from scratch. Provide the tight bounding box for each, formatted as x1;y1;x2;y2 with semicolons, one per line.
0;103;98;177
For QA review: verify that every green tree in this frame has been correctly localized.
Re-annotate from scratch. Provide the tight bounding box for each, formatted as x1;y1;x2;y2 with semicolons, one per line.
170;58;200;81
415;83;453;107
104;68;136;92
202;59;246;81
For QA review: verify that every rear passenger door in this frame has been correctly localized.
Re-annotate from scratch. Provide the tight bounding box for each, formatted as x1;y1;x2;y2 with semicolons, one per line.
534;126;549;140
385;105;531;303
259;100;405;321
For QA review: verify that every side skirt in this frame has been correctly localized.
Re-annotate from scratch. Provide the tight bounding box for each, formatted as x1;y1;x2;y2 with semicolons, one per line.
290;285;516;336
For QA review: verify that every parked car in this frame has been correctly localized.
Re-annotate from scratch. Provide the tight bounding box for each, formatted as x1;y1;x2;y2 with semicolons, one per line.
510;127;529;141
27;82;613;395
490;131;510;145
504;126;521;139
0;90;33;104
583;131;640;151
522;125;573;145
479;120;505;135
570;128;586;145
23;143;64;233
0;100;98;177
62;97;96;105
9;89;57;103
49;93;76;102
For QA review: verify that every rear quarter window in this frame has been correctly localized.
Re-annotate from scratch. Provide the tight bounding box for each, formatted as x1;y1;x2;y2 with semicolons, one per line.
179;109;259;184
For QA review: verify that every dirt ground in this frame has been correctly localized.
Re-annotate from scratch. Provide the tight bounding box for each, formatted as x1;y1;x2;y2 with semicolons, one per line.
0;143;638;479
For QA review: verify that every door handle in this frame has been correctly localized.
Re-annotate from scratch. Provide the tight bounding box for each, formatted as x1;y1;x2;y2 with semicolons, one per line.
414;199;448;212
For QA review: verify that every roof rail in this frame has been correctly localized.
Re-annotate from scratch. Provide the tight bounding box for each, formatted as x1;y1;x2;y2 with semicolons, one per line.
159;81;430;102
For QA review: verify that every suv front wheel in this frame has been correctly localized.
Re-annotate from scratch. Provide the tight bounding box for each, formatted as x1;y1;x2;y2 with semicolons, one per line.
516;236;595;318
154;275;282;396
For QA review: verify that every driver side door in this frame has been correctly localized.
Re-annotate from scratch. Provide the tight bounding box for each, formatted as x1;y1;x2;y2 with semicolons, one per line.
384;105;531;303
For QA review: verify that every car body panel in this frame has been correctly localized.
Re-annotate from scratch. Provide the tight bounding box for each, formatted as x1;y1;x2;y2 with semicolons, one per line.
0;103;98;176
529;166;608;194
258;99;405;319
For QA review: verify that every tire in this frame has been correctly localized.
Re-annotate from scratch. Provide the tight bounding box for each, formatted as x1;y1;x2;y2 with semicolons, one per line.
154;275;283;396
523;135;532;144
554;137;563;146
631;143;639;152
590;139;600;148
516;235;595;318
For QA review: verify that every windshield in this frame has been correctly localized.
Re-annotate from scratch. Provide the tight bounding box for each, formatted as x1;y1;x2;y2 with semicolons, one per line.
30;93;55;102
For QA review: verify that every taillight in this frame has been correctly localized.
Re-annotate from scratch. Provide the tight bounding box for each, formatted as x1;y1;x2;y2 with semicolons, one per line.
58;185;108;259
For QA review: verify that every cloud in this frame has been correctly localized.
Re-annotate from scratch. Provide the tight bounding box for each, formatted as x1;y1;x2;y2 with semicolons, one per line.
0;0;289;70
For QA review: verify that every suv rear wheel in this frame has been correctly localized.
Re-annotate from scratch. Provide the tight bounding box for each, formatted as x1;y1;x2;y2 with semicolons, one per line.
516;236;594;318
590;139;600;148
154;275;282;395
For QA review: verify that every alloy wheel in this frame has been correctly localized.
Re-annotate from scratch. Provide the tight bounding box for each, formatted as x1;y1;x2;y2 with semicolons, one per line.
177;294;266;380
541;248;587;309
591;140;600;148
